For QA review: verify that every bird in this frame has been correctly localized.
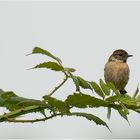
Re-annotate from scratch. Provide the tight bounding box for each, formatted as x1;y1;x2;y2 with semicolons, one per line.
104;49;133;94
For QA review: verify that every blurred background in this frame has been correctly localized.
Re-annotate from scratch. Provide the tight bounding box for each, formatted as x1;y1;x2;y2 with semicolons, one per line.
0;1;140;138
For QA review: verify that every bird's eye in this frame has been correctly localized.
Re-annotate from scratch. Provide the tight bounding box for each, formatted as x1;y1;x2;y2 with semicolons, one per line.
119;54;123;56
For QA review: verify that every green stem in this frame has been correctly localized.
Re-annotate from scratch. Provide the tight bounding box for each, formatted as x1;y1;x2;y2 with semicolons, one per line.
5;112;75;123
46;75;68;97
6;113;62;123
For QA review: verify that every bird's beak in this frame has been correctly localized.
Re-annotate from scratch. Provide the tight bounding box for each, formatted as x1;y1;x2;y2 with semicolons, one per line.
127;54;133;57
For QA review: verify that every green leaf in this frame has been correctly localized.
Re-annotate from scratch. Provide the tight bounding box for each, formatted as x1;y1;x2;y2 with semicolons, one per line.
118;109;129;123
99;79;110;96
107;82;117;92
134;108;140;114
90;81;105;98
66;93;107;108
120;96;136;107
0;105;45;122
0;89;4;95
121;104;129;115
107;82;120;96
105;95;119;103
107;107;111;120
43;96;69;113
133;85;139;99
69;73;80;91
64;67;76;73
0;91;16;106
31;47;62;63
66;112;111;132
0;91;51;114
117;102;130;124
76;76;92;90
108;104;122;110
32;61;64;72
135;93;140;102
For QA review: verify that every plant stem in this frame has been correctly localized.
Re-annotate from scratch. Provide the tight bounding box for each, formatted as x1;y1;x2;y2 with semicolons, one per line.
45;75;69;97
5;112;74;123
6;113;62;123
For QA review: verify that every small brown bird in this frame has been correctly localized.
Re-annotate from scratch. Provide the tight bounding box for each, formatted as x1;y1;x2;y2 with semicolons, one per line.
104;49;133;94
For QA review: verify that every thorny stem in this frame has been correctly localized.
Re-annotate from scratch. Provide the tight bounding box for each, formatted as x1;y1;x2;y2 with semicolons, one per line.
45;74;69;97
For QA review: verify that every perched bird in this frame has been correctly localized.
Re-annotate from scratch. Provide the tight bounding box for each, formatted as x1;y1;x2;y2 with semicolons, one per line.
104;49;133;94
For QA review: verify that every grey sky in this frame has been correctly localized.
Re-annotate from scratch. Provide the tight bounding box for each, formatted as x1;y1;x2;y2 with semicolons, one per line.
0;1;140;139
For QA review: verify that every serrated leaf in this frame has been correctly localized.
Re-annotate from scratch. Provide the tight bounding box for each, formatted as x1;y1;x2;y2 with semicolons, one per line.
0;91;51;115
64;67;76;73
117;102;130;124
76;76;92;90
31;47;62;63
118;109;129;123
65;93;107;108
90;81;105;98
99;79;110;96
66;112;111;132
43;96;69;113
32;61;64;72
69;73;80;91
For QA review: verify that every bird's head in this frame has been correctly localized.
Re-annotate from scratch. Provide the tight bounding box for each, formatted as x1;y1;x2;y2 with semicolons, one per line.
109;49;133;63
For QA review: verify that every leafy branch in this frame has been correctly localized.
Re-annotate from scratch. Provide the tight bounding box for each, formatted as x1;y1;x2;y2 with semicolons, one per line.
0;46;140;132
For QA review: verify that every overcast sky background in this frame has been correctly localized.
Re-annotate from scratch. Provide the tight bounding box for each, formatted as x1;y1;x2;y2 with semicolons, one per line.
0;1;140;139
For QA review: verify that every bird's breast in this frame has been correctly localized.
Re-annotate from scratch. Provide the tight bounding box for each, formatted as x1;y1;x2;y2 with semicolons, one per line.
104;61;129;90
